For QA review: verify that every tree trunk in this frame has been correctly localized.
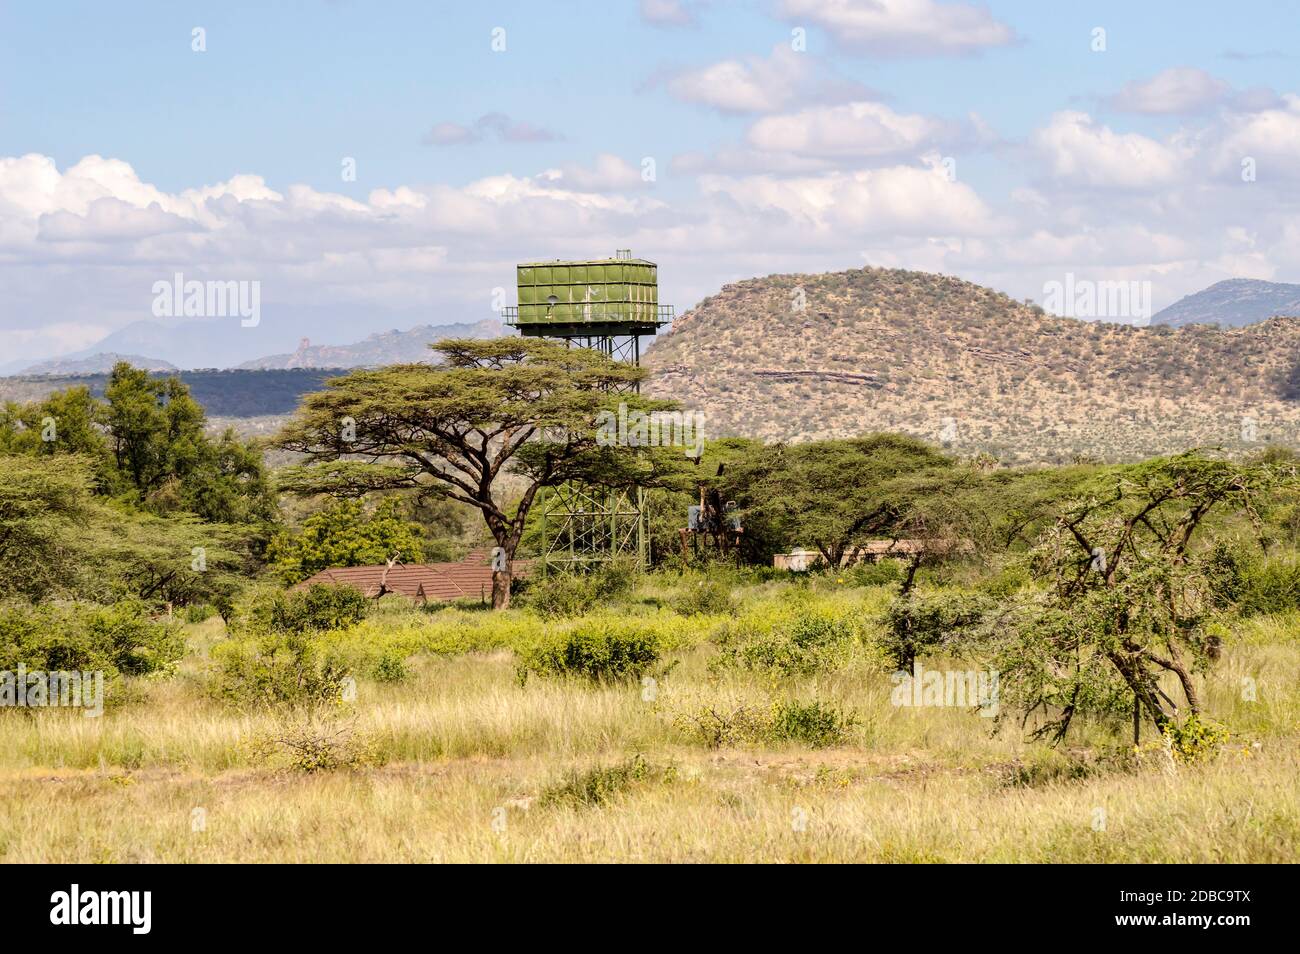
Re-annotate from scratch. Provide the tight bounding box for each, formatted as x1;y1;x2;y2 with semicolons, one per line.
491;563;513;610
899;554;923;596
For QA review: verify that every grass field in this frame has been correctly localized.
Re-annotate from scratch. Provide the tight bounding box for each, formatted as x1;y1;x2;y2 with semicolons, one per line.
2;576;1297;863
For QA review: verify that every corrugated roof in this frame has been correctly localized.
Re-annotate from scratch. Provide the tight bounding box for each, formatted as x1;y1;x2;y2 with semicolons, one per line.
295;548;532;604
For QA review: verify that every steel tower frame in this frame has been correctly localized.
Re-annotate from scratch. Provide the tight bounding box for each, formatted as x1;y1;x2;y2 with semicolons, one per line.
501;258;670;574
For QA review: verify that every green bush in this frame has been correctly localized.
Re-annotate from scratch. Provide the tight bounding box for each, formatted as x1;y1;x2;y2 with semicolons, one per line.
234;583;370;636
673;698;856;748
767;700;856;748
1237;554;1300;616
1163;714;1230;763
673;579;734;616
519;573;601;618
250;714;383;772
844;560;902;588
516;620;662;684
372;650;409;683
211;630;352;709
539;754;672;808
715;610;858;675
183;603;217;624
518;560;637;619
0;599;183;677
883;588;992;670
673;702;769;748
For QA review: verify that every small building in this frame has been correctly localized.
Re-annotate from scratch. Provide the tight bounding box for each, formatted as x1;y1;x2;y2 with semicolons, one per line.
773;539;967;571
295;548;532;604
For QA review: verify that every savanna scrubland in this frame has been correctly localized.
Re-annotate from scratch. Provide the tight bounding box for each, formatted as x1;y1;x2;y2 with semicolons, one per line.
2;351;1298;863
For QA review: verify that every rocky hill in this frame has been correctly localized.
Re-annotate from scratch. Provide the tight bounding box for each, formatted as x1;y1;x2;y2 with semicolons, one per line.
1153;278;1300;328
643;267;1300;465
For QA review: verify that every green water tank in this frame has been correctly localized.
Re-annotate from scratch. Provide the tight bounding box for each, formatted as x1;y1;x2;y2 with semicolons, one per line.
506;250;670;335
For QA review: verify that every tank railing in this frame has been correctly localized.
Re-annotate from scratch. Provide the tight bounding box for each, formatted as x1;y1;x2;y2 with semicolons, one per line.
500;304;674;325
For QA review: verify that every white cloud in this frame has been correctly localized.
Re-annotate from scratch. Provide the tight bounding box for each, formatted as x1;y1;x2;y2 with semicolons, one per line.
778;0;1017;57
1109;68;1229;114
37;197;200;243
1212;93;1300;176
0;322;110;356
699;161;994;235
1032;111;1184;188
665;45;867;114
540;154;651;192
747;101;949;159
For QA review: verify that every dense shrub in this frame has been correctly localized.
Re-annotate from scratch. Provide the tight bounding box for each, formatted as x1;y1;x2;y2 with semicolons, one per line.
843;560;902;588
1236;554;1300;616
371;650;410;683
673;579;734;616
516;620;662;684
183;603;217;624
714;610;859;675
518;560;637;618
883;588;992;669
0;599;183;677
211;630;352;709
1162;714;1230;763
674;698;856;748
767;700;856;747
539;754;672;808
234;583;370;636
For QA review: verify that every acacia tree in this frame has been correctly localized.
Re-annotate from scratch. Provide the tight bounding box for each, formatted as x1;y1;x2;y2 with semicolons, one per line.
275;338;680;608
994;453;1294;744
727;434;954;568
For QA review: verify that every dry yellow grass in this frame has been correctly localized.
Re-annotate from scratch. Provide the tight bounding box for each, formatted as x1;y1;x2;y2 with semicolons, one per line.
1;603;1296;863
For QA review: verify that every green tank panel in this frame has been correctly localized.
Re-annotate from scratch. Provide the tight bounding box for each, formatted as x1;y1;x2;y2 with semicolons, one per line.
506;254;670;332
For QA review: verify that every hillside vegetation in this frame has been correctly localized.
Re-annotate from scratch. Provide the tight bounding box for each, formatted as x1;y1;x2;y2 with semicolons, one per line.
0;368;342;418
645;267;1300;464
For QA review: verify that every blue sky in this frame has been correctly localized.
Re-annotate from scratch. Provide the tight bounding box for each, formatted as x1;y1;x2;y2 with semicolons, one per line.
2;0;1299;366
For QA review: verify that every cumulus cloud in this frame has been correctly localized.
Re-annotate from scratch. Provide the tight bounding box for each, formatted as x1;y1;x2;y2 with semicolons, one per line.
778;0;1017;57
422;113;561;145
664;45;870;114
1211;93;1300;177
747;101;951;159
1108;67;1230;114
1031;111;1185;188
538;154;651;192
698;160;995;235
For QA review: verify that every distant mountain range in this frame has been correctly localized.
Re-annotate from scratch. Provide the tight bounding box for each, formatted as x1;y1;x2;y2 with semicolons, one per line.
21;352;179;375
643;267;1300;465
1151;278;1300;328
12;318;504;375
1;301;505;374
235;319;502;369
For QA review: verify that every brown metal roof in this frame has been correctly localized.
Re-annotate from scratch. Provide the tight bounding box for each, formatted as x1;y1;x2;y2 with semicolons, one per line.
295;549;532;603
